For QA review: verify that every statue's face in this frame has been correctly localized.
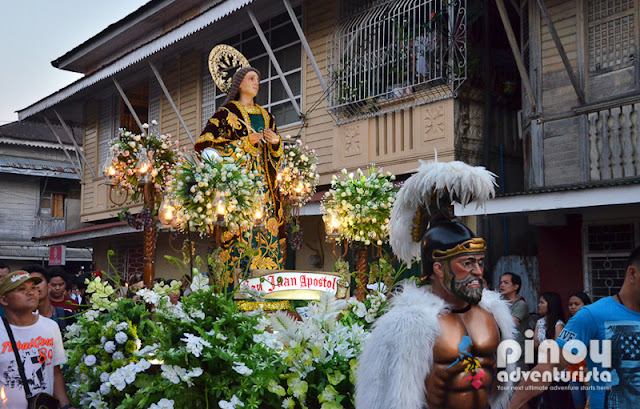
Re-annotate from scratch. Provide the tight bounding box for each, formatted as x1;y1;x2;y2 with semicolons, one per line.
239;71;260;98
447;253;485;305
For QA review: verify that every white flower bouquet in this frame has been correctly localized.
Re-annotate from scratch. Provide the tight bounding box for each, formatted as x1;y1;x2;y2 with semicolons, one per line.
166;149;264;235
322;166;397;245
277;137;319;205
108;120;182;203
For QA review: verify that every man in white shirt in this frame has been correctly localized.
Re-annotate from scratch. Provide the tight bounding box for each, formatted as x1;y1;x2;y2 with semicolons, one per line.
0;270;75;409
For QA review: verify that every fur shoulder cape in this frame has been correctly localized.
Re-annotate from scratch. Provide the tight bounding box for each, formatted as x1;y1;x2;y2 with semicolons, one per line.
355;283;515;409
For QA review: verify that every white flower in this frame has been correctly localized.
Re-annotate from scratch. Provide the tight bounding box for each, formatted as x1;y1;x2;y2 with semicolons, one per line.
99;382;111;395
109;371;127;391
232;362;253;376
120;366;136;384
85;310;100;322
100;372;110;383
135;359;151;372
181;333;212;357
116;322;128;331
160;365;184;384
104;341;116;354
136;288;162;305
190;273;210;292
149;399;175;409
112;351;125;361
353;302;367;318
115;331;128;344
219;395;245;409
84;355;97;367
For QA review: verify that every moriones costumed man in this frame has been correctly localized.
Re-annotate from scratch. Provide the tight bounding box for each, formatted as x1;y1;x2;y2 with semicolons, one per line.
195;49;285;270
355;160;515;409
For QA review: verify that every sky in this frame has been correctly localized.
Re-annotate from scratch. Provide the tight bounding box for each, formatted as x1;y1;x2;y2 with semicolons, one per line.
0;0;149;124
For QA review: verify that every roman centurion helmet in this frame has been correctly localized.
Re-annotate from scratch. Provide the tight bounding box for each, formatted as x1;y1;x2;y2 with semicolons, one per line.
389;158;497;281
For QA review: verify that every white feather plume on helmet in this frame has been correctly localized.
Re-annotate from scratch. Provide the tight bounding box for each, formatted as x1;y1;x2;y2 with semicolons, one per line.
389;159;497;267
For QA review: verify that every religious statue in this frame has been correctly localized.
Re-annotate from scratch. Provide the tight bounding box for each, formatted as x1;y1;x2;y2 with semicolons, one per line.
355;160;515;409
194;45;284;271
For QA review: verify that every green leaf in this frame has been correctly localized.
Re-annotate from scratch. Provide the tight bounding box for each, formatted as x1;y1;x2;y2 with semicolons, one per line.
327;370;346;386
320;402;344;409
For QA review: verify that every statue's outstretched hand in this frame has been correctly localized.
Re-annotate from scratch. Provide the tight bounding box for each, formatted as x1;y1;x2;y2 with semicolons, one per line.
263;128;280;144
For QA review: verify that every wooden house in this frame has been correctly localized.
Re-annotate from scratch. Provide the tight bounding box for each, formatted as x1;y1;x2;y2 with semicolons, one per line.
18;0;524;281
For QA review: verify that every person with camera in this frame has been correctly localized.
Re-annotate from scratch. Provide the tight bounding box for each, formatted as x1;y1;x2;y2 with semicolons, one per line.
0;270;75;409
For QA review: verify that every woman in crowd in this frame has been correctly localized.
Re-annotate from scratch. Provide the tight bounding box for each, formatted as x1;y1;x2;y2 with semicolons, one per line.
534;292;570;409
567;291;592;409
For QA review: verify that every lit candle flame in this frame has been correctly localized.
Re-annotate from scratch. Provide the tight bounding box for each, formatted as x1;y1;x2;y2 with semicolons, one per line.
1;385;6;405
107;166;116;176
216;200;225;215
138;162;150;174
295;182;304;193
255;209;263;220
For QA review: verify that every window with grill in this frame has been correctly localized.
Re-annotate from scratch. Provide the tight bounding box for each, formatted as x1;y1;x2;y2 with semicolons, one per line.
584;223;639;300
328;0;467;124
587;0;638;73
201;8;303;129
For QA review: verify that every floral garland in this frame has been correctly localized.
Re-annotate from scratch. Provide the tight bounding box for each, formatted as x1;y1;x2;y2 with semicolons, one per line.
109;121;181;203
322;166;397;245
166;149;264;235
277;137;319;205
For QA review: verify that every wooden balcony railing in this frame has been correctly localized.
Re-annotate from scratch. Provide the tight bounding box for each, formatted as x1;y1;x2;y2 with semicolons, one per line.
587;101;640;181
34;217;66;237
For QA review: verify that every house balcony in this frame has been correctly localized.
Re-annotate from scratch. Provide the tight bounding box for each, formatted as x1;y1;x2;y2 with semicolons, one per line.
586;99;640;182
34;217;66;237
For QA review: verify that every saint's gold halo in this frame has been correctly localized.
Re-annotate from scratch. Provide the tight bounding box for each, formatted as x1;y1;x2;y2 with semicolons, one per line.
208;44;250;93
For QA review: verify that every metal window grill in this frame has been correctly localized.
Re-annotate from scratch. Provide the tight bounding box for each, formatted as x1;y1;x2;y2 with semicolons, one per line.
328;0;467;124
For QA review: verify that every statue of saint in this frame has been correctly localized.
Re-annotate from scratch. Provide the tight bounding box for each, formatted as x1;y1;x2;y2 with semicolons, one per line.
195;63;285;271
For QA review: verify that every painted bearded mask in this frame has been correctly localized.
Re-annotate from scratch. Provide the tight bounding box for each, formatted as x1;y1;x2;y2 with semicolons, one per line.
421;217;486;305
439;253;485;305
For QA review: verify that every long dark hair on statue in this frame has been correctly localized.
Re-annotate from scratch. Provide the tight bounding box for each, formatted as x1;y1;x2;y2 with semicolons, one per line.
223;66;261;106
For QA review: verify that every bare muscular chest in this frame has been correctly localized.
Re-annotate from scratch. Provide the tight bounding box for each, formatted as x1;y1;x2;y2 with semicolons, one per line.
425;307;501;409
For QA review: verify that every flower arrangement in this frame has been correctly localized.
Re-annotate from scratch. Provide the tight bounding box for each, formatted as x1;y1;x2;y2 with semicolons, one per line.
64;279;160;409
65;268;378;409
108;120;182;203
322;166;397;245
166;149;264;235
259;293;368;409
277;137;320;205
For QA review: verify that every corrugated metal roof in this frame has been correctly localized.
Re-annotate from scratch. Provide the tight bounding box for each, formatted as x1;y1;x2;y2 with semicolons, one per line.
0;245;92;261
0;155;80;180
0;121;82;146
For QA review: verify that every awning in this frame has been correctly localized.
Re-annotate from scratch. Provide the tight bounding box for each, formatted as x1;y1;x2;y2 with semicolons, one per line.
33;222;138;246
18;0;258;120
0;245;92;262
0;154;80;180
454;181;640;216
